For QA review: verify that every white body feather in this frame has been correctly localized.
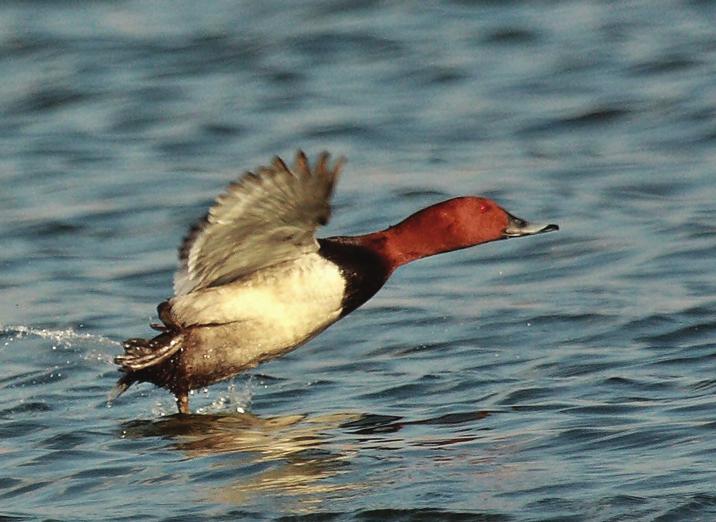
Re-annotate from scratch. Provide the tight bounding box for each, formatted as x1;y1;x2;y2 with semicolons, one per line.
170;254;346;361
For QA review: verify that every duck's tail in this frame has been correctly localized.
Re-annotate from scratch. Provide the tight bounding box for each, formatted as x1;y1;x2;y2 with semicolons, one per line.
110;331;183;401
109;372;135;402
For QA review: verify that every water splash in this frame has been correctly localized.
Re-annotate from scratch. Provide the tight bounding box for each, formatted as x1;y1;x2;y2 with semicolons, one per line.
151;396;177;418
1;325;121;346
147;378;255;417
195;377;255;415
0;324;120;364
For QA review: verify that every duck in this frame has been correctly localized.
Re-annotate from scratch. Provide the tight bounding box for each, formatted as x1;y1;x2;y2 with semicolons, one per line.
113;151;558;414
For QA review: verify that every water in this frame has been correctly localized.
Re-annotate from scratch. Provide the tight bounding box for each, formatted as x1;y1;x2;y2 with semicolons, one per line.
2;0;716;519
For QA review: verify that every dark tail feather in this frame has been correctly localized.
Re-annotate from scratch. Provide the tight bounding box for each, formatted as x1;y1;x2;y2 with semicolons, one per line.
109;372;135;402
110;331;183;402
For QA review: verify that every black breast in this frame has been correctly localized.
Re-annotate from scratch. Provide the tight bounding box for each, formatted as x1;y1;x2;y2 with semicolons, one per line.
318;237;392;317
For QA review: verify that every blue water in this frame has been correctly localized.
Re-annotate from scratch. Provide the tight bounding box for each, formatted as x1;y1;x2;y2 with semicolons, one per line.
2;1;716;520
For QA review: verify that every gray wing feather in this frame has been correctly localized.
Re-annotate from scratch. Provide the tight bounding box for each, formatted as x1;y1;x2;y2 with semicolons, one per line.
174;151;344;295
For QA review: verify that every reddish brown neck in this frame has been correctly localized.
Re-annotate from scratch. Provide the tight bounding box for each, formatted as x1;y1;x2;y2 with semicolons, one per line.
352;197;509;271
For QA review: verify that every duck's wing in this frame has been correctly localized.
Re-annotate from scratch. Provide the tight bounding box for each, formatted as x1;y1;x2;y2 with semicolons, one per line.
174;151;345;296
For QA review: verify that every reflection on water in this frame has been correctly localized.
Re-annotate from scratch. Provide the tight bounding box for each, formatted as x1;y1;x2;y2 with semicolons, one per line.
122;411;364;508
119;408;496;511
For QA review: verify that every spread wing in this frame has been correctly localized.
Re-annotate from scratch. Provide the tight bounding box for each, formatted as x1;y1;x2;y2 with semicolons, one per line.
174;151;345;296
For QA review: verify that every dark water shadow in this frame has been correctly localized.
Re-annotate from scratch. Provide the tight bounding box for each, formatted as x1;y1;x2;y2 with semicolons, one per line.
121;408;493;451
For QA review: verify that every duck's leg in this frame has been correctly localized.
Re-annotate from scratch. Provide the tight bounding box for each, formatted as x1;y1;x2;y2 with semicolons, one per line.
176;392;190;414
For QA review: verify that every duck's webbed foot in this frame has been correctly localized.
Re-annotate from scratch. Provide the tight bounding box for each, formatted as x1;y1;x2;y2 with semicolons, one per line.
176;392;190;414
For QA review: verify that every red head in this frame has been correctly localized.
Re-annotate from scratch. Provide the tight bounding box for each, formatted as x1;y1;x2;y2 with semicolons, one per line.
358;196;558;270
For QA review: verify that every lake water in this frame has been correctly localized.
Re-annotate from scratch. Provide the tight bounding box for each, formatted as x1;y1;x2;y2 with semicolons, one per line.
2;1;716;520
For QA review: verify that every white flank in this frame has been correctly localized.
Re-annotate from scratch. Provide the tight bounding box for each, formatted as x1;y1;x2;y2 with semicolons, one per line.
169;253;346;347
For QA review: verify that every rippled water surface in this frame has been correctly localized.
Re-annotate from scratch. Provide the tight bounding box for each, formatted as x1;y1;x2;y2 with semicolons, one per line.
2;1;716;520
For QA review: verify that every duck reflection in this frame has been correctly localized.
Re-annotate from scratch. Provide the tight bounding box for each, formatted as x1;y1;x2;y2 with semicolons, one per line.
121;410;365;506
120;408;490;508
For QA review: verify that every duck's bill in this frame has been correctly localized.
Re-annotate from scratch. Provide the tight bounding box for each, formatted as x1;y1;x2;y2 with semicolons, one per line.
503;213;559;238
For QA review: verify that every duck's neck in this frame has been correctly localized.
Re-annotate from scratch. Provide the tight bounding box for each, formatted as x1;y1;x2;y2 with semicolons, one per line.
353;197;503;270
